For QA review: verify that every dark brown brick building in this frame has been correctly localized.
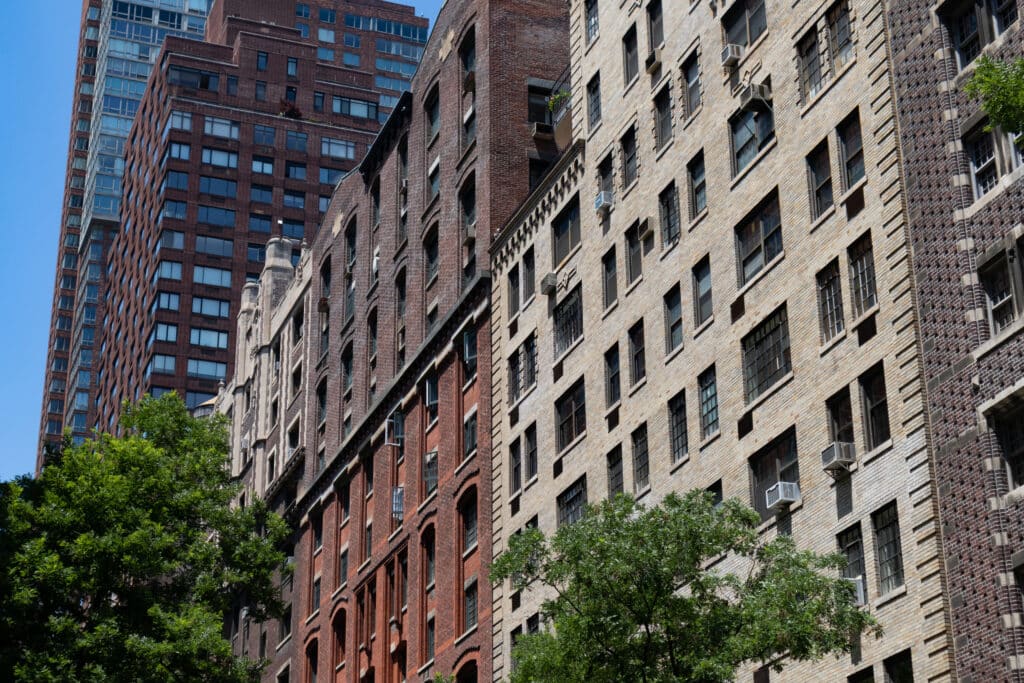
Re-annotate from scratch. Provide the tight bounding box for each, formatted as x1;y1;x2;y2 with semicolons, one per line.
94;0;427;432
217;0;569;680
888;0;1024;679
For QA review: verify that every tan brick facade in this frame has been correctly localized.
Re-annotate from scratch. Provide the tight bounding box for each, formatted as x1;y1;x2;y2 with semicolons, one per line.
489;0;954;680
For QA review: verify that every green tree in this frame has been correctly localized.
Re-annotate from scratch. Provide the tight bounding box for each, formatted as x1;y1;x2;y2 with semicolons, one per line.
491;491;881;683
0;394;289;683
965;55;1024;136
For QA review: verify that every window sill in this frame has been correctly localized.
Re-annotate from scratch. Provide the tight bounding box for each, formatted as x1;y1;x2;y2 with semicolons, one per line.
729;137;778;190
586;119;603;141
357;557;371;574
634;485;652;501
624;274;644;298
553;335;585;366
462;373;477;393
454;624;478;647
734;250;785;302
416;659;436;677
838;176;868;208
387;526;403;543
604;400;622;419
861;438;894;467
974;317;1024;360
508;382;538;413
872;584;907;610
276;634;292;652
522;294;536;313
462;542;478;560
670;454;690;475
425;418;439;435
313;545;323;558
693;315;714;340
454;451;476;478
305;608;320;626
698;430;721;451
556;431;587;460
523;474;539;494
681;105;703;131
808;203;837;234
425;272;439;290
554;242;583;274
627;377;647;397
664;344;684;366
417;489;438;515
851;303;880;330
335;661;346;673
331;581;347;600
744;371;795;413
622;74;640;99
818;330;846;356
654;137;675;162
621;177;640;201
601;299;619;320
799;57;857;119
659;238;679;261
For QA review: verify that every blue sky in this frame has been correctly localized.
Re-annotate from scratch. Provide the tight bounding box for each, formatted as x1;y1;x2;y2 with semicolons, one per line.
0;0;443;481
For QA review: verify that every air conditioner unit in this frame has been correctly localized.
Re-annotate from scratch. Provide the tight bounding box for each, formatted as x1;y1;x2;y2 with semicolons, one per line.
845;576;866;606
594;190;615;215
531;122;555;139
540;272;557;296
463;221;477;247
645;48;663;74
721;43;744;68
739;82;772;111
821;441;856;473
637;217;654;241
765;481;801;511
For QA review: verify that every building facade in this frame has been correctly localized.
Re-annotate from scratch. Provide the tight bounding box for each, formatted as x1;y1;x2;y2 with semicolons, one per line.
217;1;570;681
489;0;955;680
887;0;1024;680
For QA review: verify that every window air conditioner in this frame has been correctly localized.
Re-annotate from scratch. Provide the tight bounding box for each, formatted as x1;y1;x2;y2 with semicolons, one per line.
721;43;744;68
739;82;772;111
821;441;856;473
594;191;615;215
765;481;801;511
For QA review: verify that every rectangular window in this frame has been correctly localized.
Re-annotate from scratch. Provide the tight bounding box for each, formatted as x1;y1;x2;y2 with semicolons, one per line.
607;446;624;496
730;98;775;174
827;387;855;444
286;131;307;152
553;286;583;357
194;265;232;287
837;523;865;597
628;320;646;385
669;390;688;463
749;429;799;520
659;182;680;245
508;264;520;317
203;116;239;140
693;256;713;326
735;191;782;285
510;439;522;494
463;413;478;459
981;254;1018;334
621;126;638;186
585;0;600;43
632;423;650;493
200;148;238;168
872;502;904;594
602;247;618;309
699;366;719;438
817;259;845;343
807;140;834;219
196;235;233;257
552;196;581;266
525;423;538;480
587;73;602;129
723;0;767;48
626;221;644;284
604;344;621;407
555;379;587;451
688;151;707;218
256;51;268;71
827;2;854;70
883;650;914;683
860;363;890;449
742;306;792;403
623;25;639;84
682;52;701;117
848;233;877;317
838;111;865;189
322;137;356;159
463;581;478;632
654;86;673;149
664;285;683;352
798;28;823;100
557;475;587;527
285;161;306;180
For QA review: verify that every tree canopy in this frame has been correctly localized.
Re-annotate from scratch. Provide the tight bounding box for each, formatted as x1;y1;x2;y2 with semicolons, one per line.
965;55;1024;136
491;491;881;683
0;394;289;683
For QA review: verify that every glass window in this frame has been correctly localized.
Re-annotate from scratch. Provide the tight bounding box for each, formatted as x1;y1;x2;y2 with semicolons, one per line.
604;344;621;407
730;98;775;174
555;379;587;451
664;285;683;352
553;286;583;357
659;182;680;245
699;366;719;438
632;423;650;492
682;52;701;117
817;259;844;343
621;126;638;186
628;319;646;384
807;140;833;219
723;0;767;47
602;247;617;309
622;25;639;84
587;73;602;129
742;306;792;403
860;363;890;449
848;232;877;317
749;428;799;520
872;502;904;594
552;196;581;265
669;390;688;463
607;446;623;496
557;475;587;527
692;256;713;326
735;191;782;284
838;110;865;189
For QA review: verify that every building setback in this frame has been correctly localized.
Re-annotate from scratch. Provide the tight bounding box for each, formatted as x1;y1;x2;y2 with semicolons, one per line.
90;0;427;433
216;1;569;681
489;0;954;680
887;0;1024;680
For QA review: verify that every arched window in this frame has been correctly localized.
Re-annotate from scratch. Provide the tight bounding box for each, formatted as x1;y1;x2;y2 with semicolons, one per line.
305;638;319;683
332;610;346;669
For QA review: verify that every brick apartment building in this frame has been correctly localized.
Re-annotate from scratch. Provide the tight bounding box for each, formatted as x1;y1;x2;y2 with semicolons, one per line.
89;0;427;433
887;0;1024;679
216;1;569;681
488;0;956;680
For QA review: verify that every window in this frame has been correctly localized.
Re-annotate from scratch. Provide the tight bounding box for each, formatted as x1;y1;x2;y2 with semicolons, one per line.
198;176;237;199
688;151;706;218
647;0;664;47
699;366;719;438
461;490;478;551
255;81;267;101
464;413;478;460
623;25;639;84
827;387;855;445
320;7;336;22
742;306;792;403
626;221;644;284
807;140;834;219
165;171;189;191
980;251;1020;334
587;73;602;129
463;328;478;380
285;161;306;180
632;424;649;492
735;191;782;285
463;581;478;632
604;344;621;407
798;28;824;100
168;142;190;161
621;126;638;186
251;184;273;203
682;52;701;117
553;286;583;357
252;156;274;176
723;0;767;48
730;93;775;174
286;131;307;152
882;650;914;683
944;0;1016;71
423;449;438;496
322;137;356;159
256;51;268;71
817;260;844;343
602;248;618;309
848;233;877;317
201;148;238;168
669;390;688;463
190;327;228;349
508;334;537;404
749;429;799;520
552;196;581;266
557;475;587;527
525;423;538;480
860;363;890;449
157;261;182;280
607;446;624;496
837;523;865;597
522;248;536;302
424;228;439;282
654;86;673;149
827;2;854;69
585;0;600;42
837;111;864;189
556;379;587;451
693;256;713;326
659;182;680;245
194;265;231;287
203;116;239;140
664;285;683;352
510;439;522;494
424;373;438;424
425;88;440;140
872;502;904;594
628;320;646;385
187;359;227;380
